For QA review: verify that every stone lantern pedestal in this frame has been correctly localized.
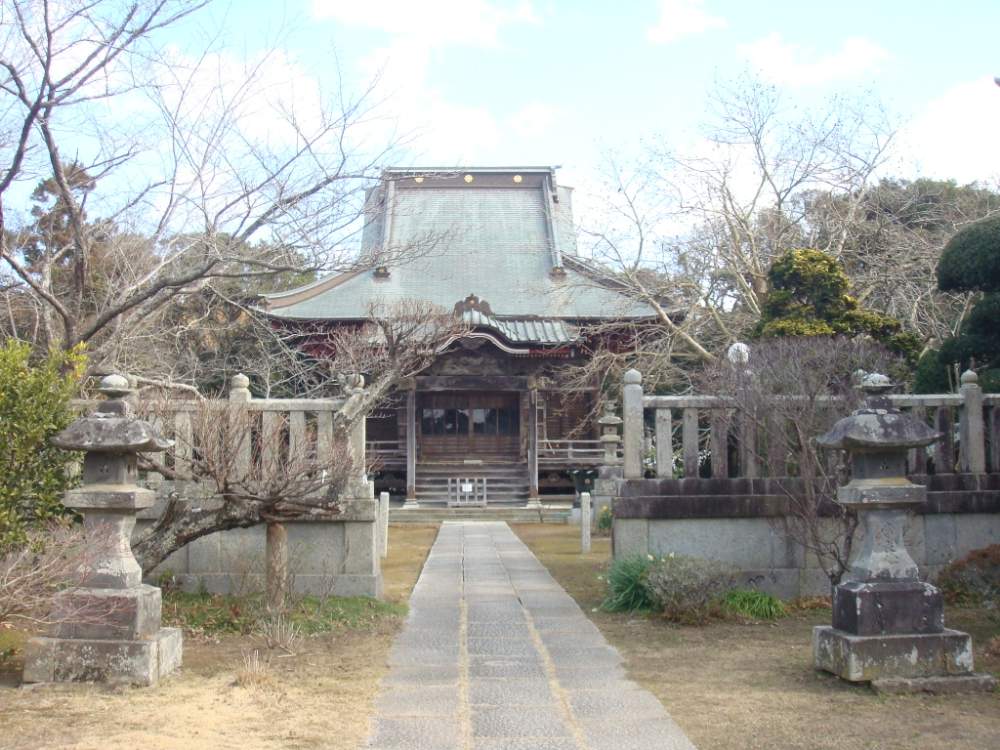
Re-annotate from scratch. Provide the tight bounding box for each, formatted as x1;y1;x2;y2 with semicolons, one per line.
23;375;182;686
813;376;996;693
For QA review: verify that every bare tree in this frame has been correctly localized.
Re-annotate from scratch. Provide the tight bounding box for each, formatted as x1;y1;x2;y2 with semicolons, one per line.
0;522;115;631
575;75;908;371
0;0;417;382
131;299;468;596
133;400;357;607
700;336;900;587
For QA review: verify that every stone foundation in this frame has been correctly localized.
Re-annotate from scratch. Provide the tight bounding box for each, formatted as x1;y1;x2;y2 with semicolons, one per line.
813;626;974;682
612;475;1000;598
138;488;383;598
24;627;183;687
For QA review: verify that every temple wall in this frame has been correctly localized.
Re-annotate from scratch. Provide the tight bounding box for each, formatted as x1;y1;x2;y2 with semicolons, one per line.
133;481;383;598
612;475;1000;598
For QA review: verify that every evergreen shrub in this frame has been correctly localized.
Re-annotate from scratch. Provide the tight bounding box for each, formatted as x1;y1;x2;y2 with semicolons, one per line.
600;554;656;613
0;341;85;551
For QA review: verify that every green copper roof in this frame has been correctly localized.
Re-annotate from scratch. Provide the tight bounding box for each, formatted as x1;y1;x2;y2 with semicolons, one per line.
261;168;654;325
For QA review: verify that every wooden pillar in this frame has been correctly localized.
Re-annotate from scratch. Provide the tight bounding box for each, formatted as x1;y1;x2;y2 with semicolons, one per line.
528;389;540;503
404;389;418;506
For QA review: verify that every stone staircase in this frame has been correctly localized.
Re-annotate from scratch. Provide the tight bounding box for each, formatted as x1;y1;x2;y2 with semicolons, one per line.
389;505;572;524
413;459;531;506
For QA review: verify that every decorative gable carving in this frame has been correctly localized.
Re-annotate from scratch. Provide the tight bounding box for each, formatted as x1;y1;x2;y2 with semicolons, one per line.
453;294;494;317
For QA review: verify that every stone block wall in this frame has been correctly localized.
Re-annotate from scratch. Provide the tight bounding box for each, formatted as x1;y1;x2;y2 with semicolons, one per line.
612;474;1000;598
135;481;383;598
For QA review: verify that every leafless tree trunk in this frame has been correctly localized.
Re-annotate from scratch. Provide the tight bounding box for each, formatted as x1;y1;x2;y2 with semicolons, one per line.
265;522;289;611
132;300;467;572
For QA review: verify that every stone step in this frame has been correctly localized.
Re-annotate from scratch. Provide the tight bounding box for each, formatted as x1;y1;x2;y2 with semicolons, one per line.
415;468;528;478
389;507;571;523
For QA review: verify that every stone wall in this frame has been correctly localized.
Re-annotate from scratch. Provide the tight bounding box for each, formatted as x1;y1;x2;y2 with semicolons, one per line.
135;481;384;598
612;474;1000;598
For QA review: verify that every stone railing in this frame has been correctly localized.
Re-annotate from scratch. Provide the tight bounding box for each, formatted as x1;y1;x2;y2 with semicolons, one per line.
620;368;997;481
70;374;383;598
73;374;368;485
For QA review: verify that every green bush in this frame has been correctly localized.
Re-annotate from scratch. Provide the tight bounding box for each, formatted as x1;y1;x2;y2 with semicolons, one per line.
937;213;1000;293
920;216;1000;392
723;589;787;620
935;544;1000;607
754;248;921;362
645;554;739;624
596;505;613;535
0;341;86;551
600;555;656;612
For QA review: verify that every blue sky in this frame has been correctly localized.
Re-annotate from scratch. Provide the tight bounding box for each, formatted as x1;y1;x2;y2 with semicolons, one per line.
165;0;1000;193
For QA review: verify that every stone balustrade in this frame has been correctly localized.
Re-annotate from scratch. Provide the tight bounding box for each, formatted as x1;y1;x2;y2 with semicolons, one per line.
621;368;997;481
72;375;381;598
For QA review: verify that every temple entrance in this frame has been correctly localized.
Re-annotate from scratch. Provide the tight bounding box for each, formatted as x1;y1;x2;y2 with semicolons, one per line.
418;392;521;458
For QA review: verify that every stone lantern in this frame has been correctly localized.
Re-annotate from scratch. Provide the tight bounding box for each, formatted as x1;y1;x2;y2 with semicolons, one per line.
813;374;995;693
23;374;183;686
598;401;623;467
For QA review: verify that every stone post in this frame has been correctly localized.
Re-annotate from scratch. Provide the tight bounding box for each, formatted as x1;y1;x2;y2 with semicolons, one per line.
379;491;390;559
23;375;182;686
813;374;996;693
580;492;592;554
229;372;252;403
622;369;644;480
959;369;986;474
229;373;252;477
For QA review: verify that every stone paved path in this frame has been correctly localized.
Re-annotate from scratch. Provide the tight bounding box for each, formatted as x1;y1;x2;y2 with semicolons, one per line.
364;521;696;750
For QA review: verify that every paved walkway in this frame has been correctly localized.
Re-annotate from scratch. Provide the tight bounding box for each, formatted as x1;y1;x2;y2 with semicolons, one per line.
364;521;696;750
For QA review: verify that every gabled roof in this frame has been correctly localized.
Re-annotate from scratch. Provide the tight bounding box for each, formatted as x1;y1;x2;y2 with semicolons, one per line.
260;167;655;336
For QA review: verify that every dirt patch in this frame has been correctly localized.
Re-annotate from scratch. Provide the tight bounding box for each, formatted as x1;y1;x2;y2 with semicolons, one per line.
512;523;1000;750
0;524;439;750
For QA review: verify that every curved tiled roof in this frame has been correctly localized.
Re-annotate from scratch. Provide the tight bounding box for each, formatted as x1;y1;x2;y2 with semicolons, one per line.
260;168;655;340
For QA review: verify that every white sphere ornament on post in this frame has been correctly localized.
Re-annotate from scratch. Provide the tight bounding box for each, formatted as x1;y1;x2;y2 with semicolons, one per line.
726;342;750;366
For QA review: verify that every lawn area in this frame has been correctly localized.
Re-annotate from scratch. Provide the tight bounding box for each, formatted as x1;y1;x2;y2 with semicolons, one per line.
0;523;439;750
511;523;1000;750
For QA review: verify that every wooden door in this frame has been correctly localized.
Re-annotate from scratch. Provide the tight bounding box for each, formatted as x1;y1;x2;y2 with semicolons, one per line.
419;392;521;458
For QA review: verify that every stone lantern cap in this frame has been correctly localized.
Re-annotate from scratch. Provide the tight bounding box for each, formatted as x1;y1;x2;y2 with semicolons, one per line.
817;375;941;452
817;408;942;452
51;374;173;454
598;402;622;427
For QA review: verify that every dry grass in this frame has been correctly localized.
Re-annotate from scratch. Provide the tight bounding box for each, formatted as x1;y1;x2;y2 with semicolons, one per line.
0;524;439;750
381;524;439;602
512;523;1000;750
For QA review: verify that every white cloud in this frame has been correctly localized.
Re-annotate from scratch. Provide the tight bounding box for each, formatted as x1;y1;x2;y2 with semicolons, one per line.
311;0;538;47
355;41;502;163
647;0;727;44
898;76;1000;184
507;102;559;140
740;33;890;87
310;1;543;164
